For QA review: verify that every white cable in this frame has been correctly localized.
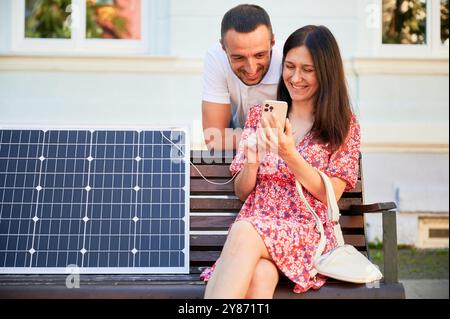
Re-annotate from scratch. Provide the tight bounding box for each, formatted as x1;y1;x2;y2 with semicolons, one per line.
161;133;239;186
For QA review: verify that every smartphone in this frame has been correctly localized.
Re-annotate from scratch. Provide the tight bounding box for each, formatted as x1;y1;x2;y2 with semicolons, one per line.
261;100;288;128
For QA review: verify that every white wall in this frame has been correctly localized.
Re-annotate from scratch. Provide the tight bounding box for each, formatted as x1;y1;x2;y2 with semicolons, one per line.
358;73;449;146
0;0;11;54
169;0;360;58
363;152;449;245
0;70;202;129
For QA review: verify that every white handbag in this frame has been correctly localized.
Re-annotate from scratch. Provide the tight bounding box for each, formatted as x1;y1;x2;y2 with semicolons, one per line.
295;171;383;284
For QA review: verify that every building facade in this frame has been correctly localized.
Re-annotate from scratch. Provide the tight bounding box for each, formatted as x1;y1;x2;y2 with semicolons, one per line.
0;0;448;247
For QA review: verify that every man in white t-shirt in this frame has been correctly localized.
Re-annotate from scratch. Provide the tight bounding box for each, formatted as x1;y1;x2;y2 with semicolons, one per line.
202;4;282;150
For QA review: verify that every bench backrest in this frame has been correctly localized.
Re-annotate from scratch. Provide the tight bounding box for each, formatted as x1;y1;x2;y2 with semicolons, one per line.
189;151;366;273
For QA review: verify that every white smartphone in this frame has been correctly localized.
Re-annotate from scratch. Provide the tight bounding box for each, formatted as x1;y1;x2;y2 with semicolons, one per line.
261;100;288;128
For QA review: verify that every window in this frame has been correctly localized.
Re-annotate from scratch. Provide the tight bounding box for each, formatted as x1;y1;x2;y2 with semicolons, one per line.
418;216;449;249
13;0;148;54
441;0;449;45
382;0;427;44
25;0;72;39
85;0;141;40
378;0;449;56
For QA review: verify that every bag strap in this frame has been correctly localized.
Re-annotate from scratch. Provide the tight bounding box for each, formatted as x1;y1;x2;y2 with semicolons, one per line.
295;170;345;276
320;170;340;223
317;170;345;247
295;180;326;262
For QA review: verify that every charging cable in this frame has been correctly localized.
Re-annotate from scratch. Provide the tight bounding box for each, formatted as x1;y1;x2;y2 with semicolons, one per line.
161;133;239;186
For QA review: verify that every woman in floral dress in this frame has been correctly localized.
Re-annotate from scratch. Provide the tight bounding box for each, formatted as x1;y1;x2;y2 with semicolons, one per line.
201;25;361;298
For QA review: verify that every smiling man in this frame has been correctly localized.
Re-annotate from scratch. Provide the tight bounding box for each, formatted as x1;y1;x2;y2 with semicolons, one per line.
202;4;282;151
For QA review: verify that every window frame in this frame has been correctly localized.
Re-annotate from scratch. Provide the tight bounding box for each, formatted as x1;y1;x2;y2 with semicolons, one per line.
432;0;449;53
11;0;149;55
375;0;448;58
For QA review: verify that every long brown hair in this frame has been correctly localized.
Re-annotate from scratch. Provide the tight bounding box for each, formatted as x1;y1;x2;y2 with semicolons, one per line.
277;25;352;152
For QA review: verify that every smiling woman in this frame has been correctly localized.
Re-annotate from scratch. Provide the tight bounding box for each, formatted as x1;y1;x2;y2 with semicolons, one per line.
282;47;319;105
278;25;352;153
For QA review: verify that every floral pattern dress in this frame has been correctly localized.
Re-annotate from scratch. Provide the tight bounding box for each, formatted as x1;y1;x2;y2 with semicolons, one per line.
200;105;361;293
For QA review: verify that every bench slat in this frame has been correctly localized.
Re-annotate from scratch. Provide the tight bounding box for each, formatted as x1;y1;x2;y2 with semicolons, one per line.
189;154;361;179
190;179;235;194
190;215;365;230
190;251;221;262
190;215;236;229
190;179;362;194
189;234;366;250
190;244;368;264
190;197;363;211
190;153;235;165
190;165;232;178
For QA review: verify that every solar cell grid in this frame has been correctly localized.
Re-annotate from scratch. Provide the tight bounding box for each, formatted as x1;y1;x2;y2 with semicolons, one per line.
0;128;189;274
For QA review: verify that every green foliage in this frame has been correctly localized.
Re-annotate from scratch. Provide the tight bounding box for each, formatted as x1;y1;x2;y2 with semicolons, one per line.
383;0;427;44
369;246;449;279
25;0;131;40
368;238;383;249
86;2;103;38
25;0;72;39
441;0;449;44
86;1;130;39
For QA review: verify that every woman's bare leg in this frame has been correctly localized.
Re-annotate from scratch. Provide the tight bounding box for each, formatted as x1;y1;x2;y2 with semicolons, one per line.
204;220;271;299
245;258;279;299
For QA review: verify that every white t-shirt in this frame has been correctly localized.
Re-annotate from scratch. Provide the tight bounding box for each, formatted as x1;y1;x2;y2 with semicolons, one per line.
202;42;282;128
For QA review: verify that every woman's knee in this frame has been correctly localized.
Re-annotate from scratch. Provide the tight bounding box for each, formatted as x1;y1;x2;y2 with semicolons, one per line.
229;220;256;238
224;221;259;255
252;258;279;285
246;259;279;298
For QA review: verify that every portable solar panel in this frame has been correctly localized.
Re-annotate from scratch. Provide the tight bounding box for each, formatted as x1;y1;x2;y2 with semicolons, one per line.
0;128;189;274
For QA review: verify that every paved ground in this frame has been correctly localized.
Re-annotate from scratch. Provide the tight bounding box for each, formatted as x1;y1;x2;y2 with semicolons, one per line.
400;279;449;299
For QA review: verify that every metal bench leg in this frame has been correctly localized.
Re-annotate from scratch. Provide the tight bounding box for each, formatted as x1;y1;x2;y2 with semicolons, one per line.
382;211;399;283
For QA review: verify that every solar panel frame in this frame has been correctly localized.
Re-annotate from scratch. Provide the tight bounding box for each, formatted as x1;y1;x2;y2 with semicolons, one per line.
0;125;190;274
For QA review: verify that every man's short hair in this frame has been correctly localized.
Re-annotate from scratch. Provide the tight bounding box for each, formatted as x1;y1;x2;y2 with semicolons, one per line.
221;4;272;40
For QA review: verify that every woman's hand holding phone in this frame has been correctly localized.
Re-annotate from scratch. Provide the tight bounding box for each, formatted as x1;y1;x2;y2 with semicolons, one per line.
244;132;260;167
259;113;297;161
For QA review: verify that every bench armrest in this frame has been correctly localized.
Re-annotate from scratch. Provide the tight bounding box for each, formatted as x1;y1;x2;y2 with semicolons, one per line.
348;202;396;213
349;202;399;284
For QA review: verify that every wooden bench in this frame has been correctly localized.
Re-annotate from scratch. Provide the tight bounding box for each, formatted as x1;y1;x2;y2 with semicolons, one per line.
0;151;405;299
